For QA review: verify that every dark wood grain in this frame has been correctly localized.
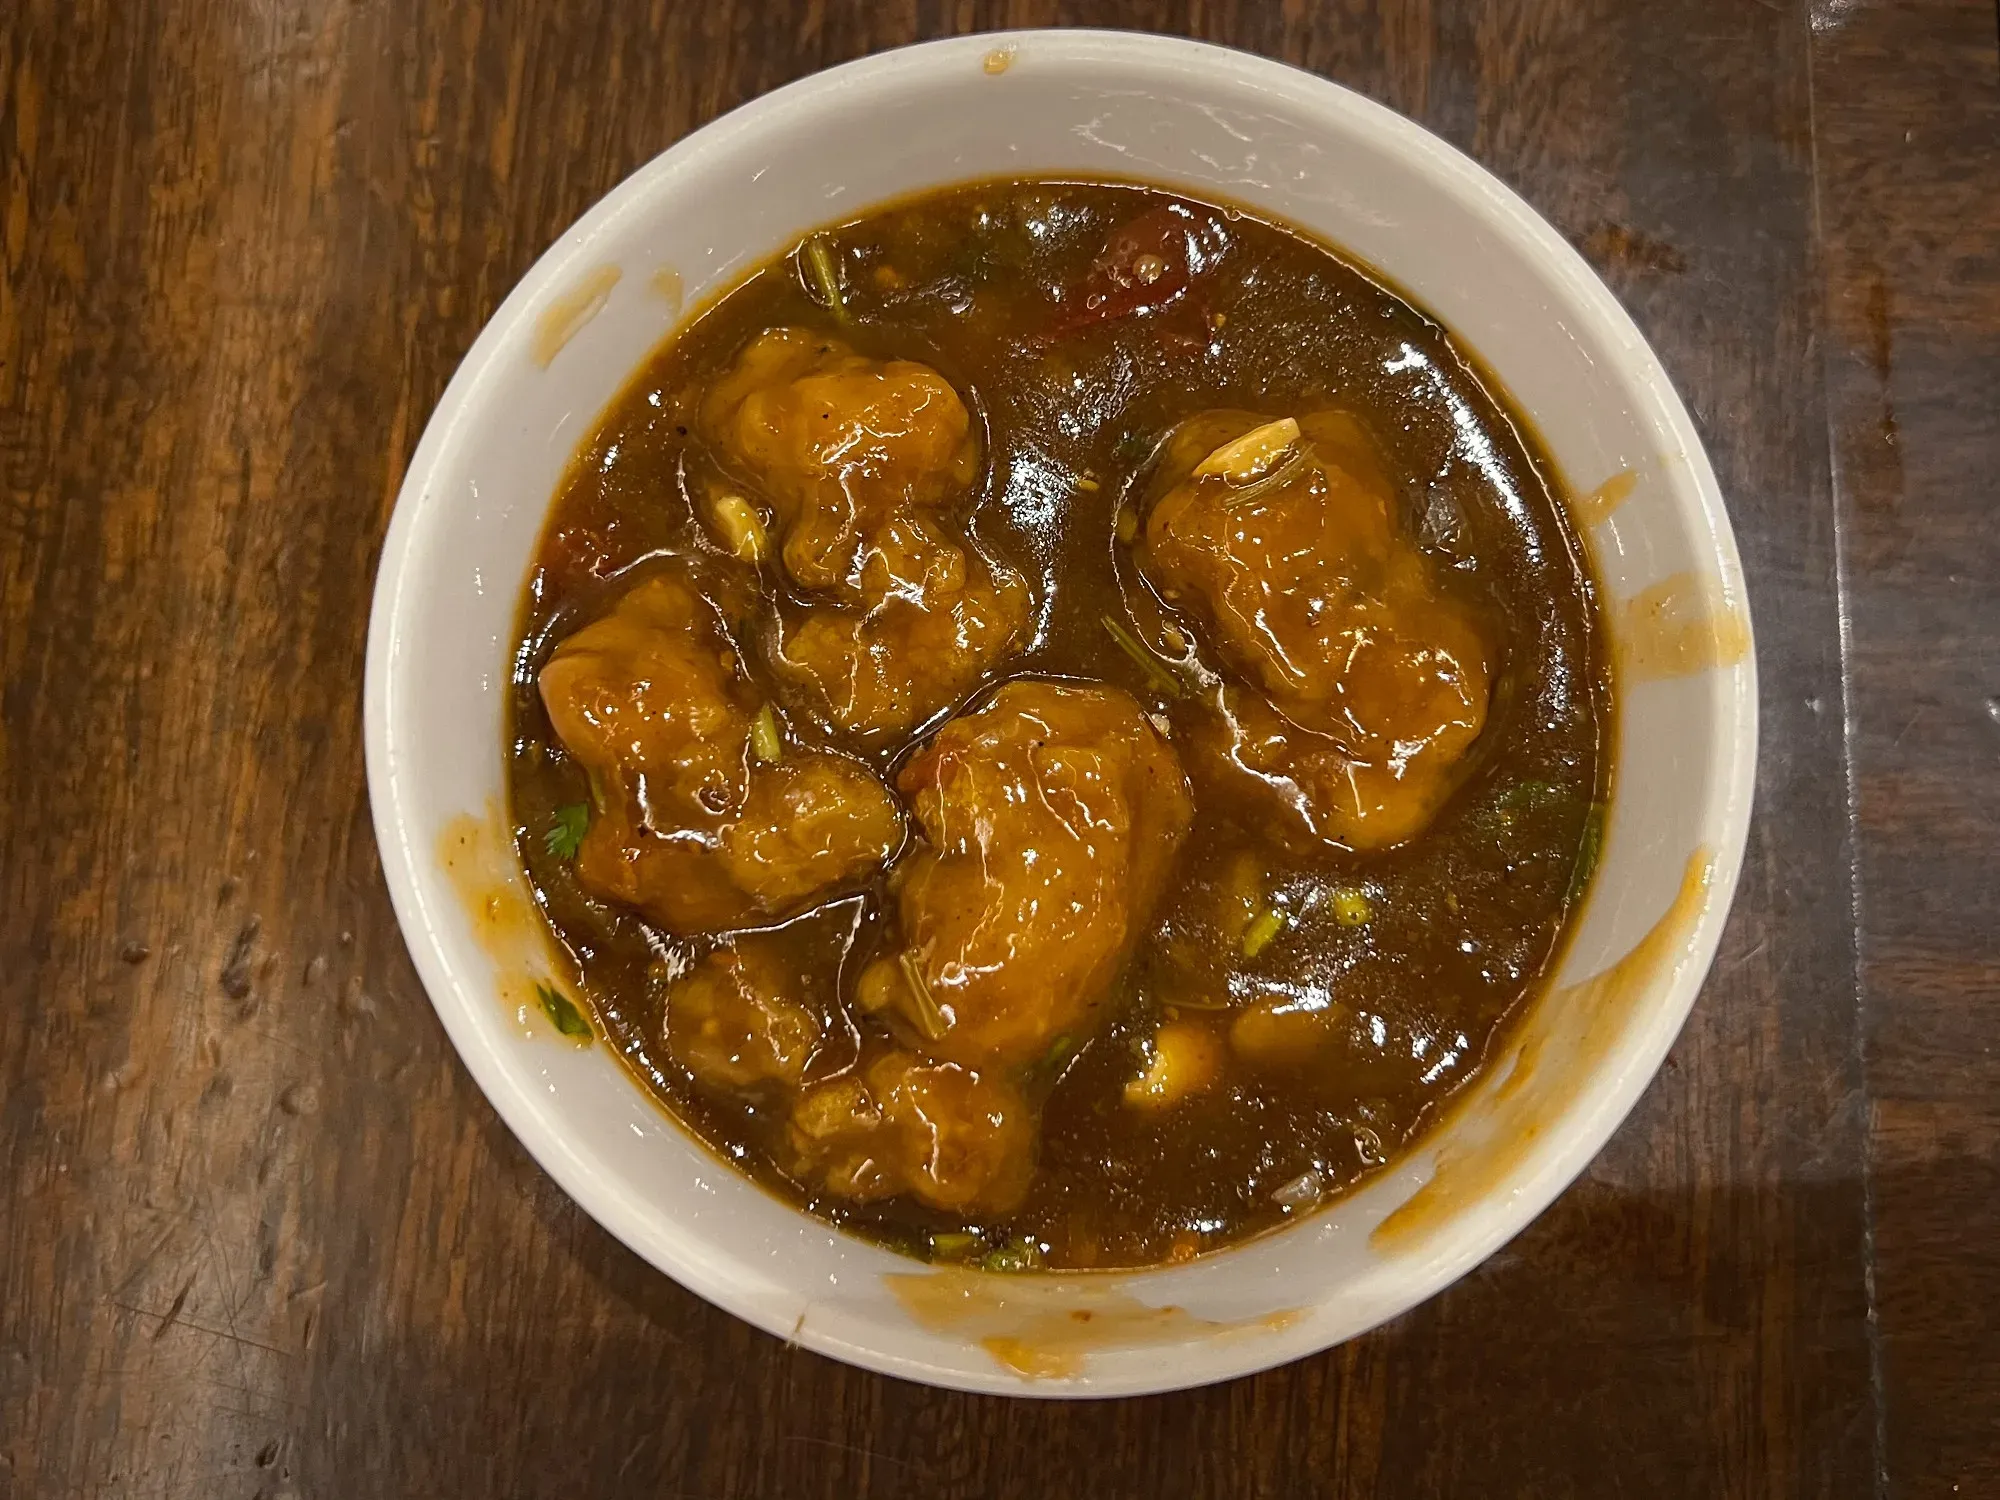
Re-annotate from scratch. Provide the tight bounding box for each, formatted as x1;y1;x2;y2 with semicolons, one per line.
1811;3;2000;1497
0;2;1989;1495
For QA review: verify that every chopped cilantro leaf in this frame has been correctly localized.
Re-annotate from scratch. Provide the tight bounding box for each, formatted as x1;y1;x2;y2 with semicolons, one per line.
536;982;593;1042
544;803;590;859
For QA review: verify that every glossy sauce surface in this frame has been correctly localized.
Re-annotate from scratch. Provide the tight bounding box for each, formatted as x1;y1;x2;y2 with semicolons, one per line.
508;180;1611;1269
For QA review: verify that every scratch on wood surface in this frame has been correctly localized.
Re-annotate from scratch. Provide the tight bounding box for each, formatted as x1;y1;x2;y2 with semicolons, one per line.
250;1026;311;1059
108;1217;193;1300
152;1278;196;1340
109;1302;292;1359
1888;703;1928;749
1722;939;1771;975
783;1433;931;1475
195;1212;250;1364
201;1377;308;1412
615;1432;657;1481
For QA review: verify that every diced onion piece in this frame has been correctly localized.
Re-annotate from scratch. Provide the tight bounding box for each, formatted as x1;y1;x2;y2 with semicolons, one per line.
1193;417;1301;484
1272;1169;1325;1208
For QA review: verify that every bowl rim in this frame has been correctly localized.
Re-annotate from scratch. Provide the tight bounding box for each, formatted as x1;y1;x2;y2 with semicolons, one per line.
365;26;1757;1396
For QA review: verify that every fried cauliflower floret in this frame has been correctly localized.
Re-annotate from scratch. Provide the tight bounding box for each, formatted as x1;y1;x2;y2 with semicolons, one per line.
787;1048;1035;1215
665;940;821;1093
703;329;1030;743
1139;410;1492;849
857;680;1194;1069
538;571;902;932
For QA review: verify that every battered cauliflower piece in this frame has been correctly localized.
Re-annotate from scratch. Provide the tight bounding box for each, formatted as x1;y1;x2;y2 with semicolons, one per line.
538;571;903;932
703;329;1030;743
857;679;1194;1069
1138;409;1492;849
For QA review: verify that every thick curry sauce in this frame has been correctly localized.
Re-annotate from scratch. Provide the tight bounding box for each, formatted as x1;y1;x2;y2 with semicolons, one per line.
506;180;1611;1270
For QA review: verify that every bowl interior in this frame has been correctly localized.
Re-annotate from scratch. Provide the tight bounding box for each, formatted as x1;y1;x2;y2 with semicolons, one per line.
366;30;1754;1396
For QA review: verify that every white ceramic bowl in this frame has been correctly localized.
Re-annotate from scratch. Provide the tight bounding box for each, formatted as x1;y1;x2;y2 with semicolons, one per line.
365;30;1755;1397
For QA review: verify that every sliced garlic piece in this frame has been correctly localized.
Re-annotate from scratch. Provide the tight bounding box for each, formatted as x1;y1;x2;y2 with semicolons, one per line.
1192;417;1301;484
709;493;769;564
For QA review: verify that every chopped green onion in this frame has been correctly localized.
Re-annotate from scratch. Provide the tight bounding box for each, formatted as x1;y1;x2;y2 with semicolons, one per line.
543;802;590;859
1496;779;1563;810
803;235;846;321
928;1231;981;1261
536;982;593;1042
1101;614;1183;699
1567;803;1607;904
1330;886;1373;927
1242;907;1290;958
980;1236;1042;1273
898;951;948;1041
1113;428;1153;462
1026;1032;1081;1087
751;705;784;764
1483;778;1568;833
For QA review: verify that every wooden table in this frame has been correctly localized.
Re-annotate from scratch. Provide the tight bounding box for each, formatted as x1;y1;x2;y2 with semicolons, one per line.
4;3;1995;1495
